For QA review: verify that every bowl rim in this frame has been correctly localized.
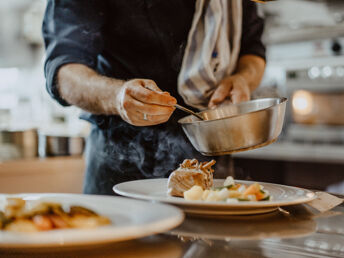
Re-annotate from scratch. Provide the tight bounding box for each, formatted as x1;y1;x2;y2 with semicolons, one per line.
177;97;288;125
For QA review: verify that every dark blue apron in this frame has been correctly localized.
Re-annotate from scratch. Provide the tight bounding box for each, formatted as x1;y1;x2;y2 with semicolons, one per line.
82;113;232;195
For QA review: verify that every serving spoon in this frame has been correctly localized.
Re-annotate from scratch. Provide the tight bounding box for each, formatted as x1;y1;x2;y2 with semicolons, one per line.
174;104;204;120
143;85;204;120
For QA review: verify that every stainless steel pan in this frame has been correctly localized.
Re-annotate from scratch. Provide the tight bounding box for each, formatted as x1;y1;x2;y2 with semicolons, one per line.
38;134;85;157
178;98;287;156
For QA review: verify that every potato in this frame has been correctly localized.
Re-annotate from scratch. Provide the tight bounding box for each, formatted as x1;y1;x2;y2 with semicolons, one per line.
228;190;242;198
223;176;235;187
5;219;38;233
183;186;203;201
68;215;110;229
246;194;257;201
205;191;220;202
226;198;239;203
217;188;230;200
202;190;210;201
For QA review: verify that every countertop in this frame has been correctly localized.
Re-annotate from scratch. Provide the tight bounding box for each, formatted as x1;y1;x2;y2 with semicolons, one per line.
1;201;343;258
0;157;85;194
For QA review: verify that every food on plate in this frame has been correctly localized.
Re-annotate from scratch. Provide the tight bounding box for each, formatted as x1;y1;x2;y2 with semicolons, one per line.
167;159;216;197
167;159;271;202
0;198;111;232
183;176;271;202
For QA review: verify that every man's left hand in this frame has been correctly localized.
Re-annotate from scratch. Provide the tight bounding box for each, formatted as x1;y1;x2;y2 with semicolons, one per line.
208;74;250;108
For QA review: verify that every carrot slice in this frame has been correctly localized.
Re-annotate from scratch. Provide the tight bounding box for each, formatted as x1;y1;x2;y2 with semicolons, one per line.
255;191;265;201
32;215;53;231
49;215;69;229
243;183;260;196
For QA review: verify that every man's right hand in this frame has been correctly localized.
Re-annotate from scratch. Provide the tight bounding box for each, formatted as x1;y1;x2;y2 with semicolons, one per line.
57;64;176;126
116;79;177;126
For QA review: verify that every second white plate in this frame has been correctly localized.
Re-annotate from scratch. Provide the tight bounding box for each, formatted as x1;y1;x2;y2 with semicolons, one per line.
114;179;316;215
0;193;184;248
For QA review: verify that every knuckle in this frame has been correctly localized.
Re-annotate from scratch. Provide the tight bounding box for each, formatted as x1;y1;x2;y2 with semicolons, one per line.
147;79;157;87
212;95;221;102
130;79;140;85
123;100;131;109
156;95;164;104
124;86;132;95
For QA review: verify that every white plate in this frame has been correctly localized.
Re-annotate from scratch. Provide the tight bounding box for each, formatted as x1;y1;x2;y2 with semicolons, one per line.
114;179;316;215
0;193;184;248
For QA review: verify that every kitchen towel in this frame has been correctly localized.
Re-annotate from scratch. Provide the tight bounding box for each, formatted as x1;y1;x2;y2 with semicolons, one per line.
178;0;243;109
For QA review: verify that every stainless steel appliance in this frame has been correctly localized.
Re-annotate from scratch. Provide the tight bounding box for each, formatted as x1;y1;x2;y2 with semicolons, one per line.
234;37;344;165
38;133;85;157
284;54;344;144
0;128;38;160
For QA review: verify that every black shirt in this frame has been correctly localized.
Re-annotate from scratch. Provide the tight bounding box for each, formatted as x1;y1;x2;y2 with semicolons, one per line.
43;0;265;127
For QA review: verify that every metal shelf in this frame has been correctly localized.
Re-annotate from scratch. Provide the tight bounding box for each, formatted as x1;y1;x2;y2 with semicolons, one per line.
264;24;344;45
268;55;344;70
234;141;344;164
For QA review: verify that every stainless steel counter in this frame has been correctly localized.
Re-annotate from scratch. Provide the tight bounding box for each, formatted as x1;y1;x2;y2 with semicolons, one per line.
234;141;344;164
1;202;343;258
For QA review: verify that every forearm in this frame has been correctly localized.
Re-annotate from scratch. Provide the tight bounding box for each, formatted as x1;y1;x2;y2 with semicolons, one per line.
56;63;176;126
235;54;265;92
57;64;124;114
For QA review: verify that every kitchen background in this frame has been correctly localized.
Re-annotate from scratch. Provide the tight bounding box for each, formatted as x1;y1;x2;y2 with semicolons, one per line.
1;0;344;194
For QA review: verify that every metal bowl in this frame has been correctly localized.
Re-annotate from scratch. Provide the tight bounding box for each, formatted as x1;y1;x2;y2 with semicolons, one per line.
178;98;287;156
0;127;38;160
38;134;85;157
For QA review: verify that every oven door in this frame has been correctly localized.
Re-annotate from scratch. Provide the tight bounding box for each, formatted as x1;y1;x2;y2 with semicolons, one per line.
292;90;344;125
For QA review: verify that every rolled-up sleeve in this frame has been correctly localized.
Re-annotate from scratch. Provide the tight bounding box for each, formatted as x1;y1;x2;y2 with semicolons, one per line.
240;1;266;60
42;0;105;106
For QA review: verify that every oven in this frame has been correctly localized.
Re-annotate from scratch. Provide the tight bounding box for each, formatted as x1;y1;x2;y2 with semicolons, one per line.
235;37;344;165
285;56;344;145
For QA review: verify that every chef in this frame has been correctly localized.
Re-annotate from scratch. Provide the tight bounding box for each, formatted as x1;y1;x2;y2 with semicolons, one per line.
43;0;266;195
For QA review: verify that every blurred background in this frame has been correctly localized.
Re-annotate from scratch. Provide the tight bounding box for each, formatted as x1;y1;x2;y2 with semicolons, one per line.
0;0;344;194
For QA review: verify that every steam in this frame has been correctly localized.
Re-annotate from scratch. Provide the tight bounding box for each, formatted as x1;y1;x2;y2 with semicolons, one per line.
94;120;209;179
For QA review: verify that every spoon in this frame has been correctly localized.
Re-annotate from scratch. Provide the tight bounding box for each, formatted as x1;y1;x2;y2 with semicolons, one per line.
143;85;204;120
174;104;204;120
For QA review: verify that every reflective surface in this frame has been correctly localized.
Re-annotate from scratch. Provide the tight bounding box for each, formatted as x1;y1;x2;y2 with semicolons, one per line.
2;202;343;257
178;98;287;156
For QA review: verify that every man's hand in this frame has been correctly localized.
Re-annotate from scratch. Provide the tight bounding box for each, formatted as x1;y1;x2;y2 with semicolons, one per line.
208;55;265;108
57;64;177;126
208;74;250;108
116;79;177;126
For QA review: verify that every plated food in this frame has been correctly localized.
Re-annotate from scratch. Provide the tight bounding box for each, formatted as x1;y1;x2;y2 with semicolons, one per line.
114;177;316;215
167;159;216;197
0;194;184;248
184;177;271;202
167;159;270;202
0;197;110;232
